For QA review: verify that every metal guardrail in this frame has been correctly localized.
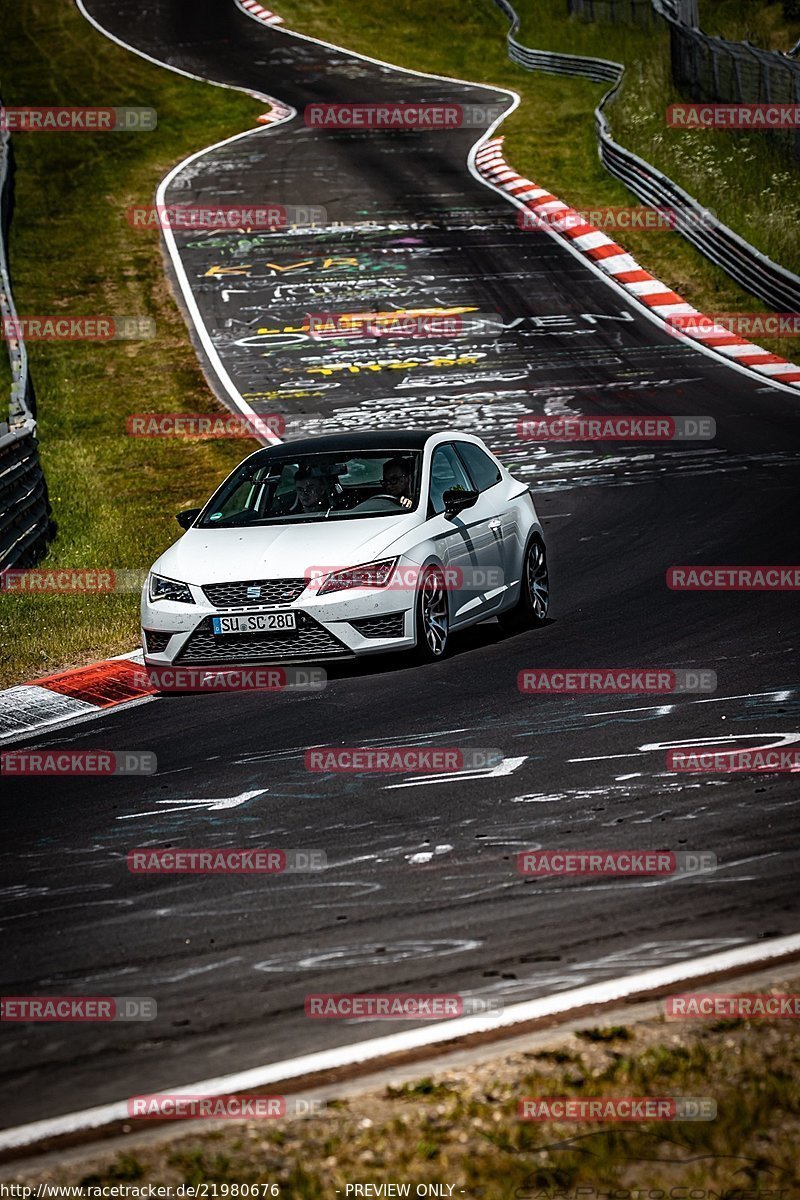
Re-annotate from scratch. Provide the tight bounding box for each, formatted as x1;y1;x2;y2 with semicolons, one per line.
494;0;620;80
0;99;53;569
492;0;800;312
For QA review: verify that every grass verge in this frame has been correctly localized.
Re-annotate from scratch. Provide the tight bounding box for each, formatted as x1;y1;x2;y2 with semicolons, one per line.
0;2;265;687
10;981;800;1194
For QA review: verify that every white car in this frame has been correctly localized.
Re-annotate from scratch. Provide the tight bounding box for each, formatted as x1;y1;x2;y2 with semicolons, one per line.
141;430;548;670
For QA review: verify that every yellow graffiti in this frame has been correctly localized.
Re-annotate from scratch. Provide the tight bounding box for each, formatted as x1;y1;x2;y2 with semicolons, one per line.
264;259;315;273
262;257;360;273
255;323;309;334
206;255;373;279
306;354;485;376
204;264;253;277
242;389;327;399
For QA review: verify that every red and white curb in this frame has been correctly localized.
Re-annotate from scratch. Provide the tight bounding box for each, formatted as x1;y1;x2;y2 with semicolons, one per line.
0;651;155;742
475;137;800;390
238;0;283;26
236;0;291;123
257;100;293;126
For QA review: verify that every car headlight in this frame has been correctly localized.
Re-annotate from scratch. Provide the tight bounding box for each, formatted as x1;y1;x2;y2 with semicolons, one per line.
148;573;195;604
317;557;399;596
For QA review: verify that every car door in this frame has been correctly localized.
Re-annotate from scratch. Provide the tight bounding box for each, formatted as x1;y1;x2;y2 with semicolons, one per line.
454;439;517;598
427;443;505;624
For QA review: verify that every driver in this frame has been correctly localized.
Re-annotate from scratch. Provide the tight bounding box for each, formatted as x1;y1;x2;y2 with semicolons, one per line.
293;464;336;512
381;457;414;510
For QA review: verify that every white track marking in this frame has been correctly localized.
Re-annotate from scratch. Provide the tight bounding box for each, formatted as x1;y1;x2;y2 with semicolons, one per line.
117;789;266;819
2;932;798;1152
591;689;795;717
571;730;800;763
385;755;527;789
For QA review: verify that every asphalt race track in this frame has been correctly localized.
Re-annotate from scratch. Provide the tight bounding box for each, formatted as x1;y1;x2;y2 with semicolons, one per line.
2;0;799;1133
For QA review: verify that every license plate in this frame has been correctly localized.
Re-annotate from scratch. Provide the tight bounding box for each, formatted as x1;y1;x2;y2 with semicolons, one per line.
212;612;297;635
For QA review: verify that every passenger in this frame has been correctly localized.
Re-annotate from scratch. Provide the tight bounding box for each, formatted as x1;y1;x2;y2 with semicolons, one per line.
293;464;336;513
381;457;414;509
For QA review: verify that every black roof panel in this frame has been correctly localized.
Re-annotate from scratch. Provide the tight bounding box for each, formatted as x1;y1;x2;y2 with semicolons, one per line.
254;430;434;458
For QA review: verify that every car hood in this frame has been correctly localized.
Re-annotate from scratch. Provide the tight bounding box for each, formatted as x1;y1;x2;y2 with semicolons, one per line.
152;514;419;585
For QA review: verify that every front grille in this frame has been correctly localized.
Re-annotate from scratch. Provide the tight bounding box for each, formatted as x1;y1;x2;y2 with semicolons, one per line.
176;614;350;663
350;613;406;639
143;629;171;654
201;578;308;608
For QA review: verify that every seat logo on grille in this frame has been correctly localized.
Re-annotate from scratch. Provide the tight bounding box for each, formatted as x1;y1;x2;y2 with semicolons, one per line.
246;586;262;599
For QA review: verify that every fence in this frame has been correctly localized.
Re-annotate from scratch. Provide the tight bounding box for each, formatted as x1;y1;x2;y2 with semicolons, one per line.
567;0;660;29
669;27;800;162
571;0;800;162
0;99;53;569
492;0;800;312
568;0;699;27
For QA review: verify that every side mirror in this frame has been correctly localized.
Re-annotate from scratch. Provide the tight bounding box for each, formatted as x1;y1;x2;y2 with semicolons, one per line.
443;488;478;518
176;508;201;530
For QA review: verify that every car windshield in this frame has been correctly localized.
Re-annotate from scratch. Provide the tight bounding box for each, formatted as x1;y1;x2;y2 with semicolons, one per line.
197;450;423;527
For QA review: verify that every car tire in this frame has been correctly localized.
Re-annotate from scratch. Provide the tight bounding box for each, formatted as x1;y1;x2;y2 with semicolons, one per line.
498;536;549;634
413;565;450;662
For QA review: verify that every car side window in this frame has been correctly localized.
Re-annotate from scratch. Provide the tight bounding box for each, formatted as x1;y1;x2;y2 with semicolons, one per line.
455;442;502;492
429;444;474;515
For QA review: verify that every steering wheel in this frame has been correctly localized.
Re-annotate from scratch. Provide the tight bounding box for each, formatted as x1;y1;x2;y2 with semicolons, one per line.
370;493;404;504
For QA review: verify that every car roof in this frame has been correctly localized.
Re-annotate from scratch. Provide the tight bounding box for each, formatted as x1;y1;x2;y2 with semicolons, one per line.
252;430;437;459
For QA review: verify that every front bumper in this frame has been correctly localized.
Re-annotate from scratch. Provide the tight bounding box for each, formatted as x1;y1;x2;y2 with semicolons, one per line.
141;578;417;666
